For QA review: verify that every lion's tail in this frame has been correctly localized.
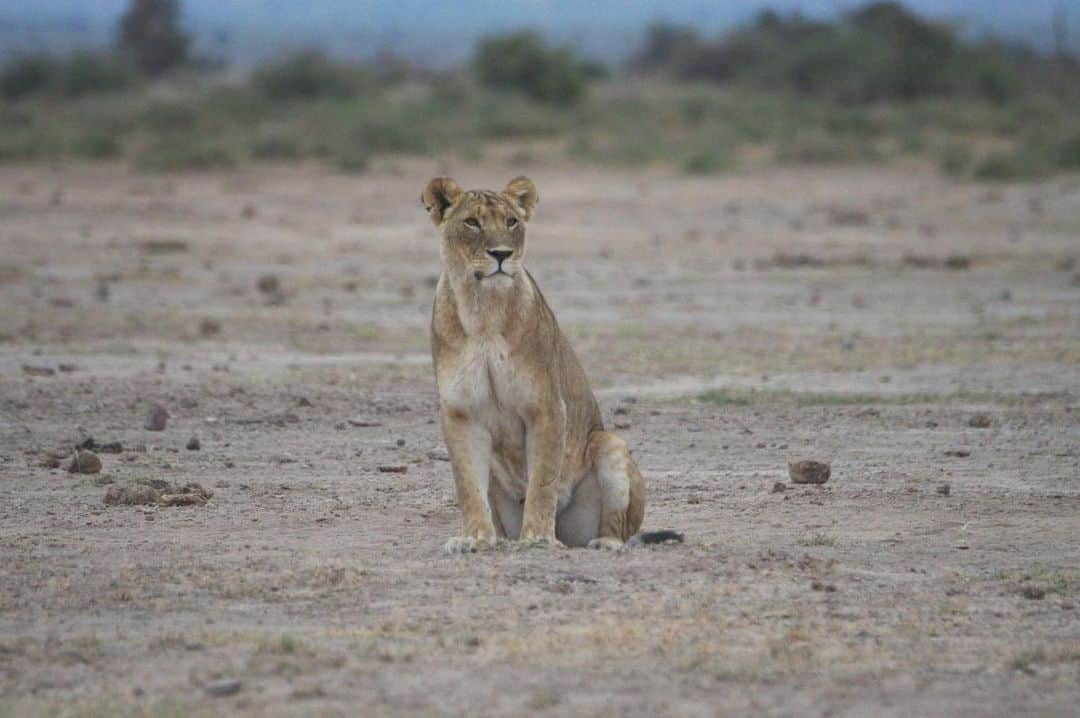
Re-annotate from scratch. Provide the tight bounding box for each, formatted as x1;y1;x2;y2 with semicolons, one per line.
625;530;684;547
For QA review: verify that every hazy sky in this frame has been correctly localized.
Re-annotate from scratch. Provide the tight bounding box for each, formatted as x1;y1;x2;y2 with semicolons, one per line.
1;1;1072;62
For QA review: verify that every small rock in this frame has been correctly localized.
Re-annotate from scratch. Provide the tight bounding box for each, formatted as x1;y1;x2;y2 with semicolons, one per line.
687;495;701;504
204;678;242;697
79;438;122;454
347;417;382;427
396;438;405;447
789;460;830;484
103;484;160;505
944;254;971;270
186;436;201;451
256;274;280;295
67;449;102;474
159;483;213;506
771;481;787;493
968;414;992;428
426;448;450;462
57;363;79;373
614;422;631;430
144;404;168;431
22;365;55;377
198;318;222;338
944;449;971;458
1020;585;1046;600
937;483;951;496
377;465;408;474
811;580;837;592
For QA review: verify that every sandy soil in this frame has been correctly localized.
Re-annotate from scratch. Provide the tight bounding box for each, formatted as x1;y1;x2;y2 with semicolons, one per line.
0;159;1078;717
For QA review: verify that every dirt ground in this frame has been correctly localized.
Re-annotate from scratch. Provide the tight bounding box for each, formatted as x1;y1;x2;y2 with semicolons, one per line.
1;159;1078;717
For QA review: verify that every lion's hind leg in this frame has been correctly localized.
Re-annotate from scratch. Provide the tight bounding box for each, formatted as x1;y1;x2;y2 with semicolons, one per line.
584;431;644;551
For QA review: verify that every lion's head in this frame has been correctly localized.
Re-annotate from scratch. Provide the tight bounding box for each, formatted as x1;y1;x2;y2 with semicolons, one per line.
421;176;539;287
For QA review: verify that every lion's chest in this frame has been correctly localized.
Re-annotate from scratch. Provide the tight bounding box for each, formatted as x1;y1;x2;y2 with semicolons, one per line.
438;335;531;433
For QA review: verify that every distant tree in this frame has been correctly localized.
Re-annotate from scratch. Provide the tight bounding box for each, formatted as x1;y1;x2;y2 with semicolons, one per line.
473;31;588;105
117;0;190;77
630;23;699;73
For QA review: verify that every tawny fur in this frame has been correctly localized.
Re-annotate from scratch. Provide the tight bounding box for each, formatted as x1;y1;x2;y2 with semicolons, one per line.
423;176;645;552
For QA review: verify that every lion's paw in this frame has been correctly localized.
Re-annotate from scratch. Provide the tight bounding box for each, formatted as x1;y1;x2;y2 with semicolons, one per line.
587;537;625;551
443;536;496;554
517;535;566;550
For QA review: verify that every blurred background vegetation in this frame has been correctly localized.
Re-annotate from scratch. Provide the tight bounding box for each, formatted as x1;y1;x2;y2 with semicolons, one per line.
1;0;1077;180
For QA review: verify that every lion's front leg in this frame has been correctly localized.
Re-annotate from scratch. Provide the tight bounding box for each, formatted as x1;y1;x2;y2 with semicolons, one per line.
520;404;567;546
441;409;497;553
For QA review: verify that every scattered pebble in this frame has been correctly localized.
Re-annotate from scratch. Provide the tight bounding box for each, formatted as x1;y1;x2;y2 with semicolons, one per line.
347;418;382;427
204;678;242;697
103;483;159;506
1021;585;1046;600
937;483;951;496
256;274;280;294
789;460;831;484
144;404;168;431
104;481;213;507
186;436;201;451
771;481;787;493
22;365;55;377
377;465;408;474
968;414;992;428
67;449;102;475
198;318;222;337
79;437;122;454
427;448;450;462
944;449;971;458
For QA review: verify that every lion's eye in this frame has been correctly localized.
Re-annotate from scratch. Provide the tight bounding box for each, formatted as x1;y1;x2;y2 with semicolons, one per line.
464;218;481;230
506;216;519;229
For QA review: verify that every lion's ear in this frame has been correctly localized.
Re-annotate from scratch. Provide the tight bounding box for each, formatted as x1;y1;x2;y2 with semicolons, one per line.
421;177;463;226
503;176;538;221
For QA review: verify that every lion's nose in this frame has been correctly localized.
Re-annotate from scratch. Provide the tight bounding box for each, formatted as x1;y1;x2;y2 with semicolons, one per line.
487;249;513;264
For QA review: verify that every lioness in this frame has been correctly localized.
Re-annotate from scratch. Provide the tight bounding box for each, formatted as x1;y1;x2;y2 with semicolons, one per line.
424;176;673;553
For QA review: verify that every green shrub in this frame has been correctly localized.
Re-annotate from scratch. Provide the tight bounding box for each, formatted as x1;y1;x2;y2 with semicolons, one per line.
59;53;137;96
140;101;199;132
70;132;121;159
681;147;733;174
472;31;588;105
973;149;1047;181
252;52;370;100
1057;133;1080;170
250;132;301;160
334;147;370;173
939;143;974;175
136;139;235;172
0;130;54;162
0;56;58;100
348;117;428;154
